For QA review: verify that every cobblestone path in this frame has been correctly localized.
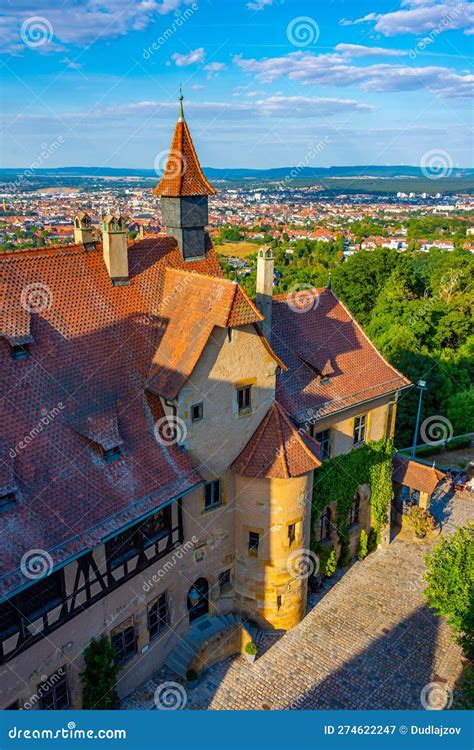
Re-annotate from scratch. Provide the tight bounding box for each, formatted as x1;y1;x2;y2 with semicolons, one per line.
122;488;472;710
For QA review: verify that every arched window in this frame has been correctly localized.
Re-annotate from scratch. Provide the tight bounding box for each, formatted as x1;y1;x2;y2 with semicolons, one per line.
317;506;331;542
349;493;360;527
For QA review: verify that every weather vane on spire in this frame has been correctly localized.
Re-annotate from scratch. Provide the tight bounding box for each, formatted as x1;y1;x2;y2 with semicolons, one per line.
178;84;184;120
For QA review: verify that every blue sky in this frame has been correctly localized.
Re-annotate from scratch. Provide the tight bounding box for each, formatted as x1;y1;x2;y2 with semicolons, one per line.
1;0;473;169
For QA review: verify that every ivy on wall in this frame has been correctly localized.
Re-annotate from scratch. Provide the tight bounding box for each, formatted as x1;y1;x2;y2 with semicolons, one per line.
311;439;394;565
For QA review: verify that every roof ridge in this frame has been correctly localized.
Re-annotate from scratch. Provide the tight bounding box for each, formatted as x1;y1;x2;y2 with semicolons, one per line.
274;403;290;479
239;404;275;472
274;400;321;465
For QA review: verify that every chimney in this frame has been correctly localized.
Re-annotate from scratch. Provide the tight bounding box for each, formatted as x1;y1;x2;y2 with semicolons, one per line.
102;214;129;286
74;212;93;244
256;246;274;339
153;90;216;262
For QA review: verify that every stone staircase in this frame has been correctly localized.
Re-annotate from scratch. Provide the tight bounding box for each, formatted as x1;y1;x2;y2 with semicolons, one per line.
165;612;258;678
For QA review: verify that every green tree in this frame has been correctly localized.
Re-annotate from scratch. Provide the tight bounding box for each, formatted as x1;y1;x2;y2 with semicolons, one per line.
80;634;121;709
423;524;474;656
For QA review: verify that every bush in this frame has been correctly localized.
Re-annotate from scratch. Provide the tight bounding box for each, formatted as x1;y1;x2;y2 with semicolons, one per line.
357;529;369;559
186;669;198;682
245;641;258;656
322;549;337;578
367;527;378;553
406;506;435;537
424;523;474;655
80;635;120;710
338;545;352;568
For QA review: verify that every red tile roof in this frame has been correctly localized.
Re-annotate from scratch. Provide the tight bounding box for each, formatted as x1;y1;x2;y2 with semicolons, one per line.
271;288;411;423
147;269;264;400
153;117;216;197
0;235;224;598
392;455;444;496
231;400;321;478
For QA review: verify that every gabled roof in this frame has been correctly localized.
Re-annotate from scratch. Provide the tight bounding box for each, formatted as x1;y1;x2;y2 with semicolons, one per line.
147;268;266;400
153;106;216;197
231;400;321;479
392;455;445;496
271;287;411;423
0;234;225;598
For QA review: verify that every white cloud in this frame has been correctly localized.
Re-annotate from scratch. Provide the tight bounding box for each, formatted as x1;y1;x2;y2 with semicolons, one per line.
171;47;206;66
247;0;273;10
342;1;474;37
335;43;409;58
0;0;194;54
204;62;226;72
233;51;474;98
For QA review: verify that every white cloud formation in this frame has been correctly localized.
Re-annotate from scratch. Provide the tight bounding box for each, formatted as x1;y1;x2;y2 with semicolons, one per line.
233;51;474;98
342;1;474;36
335;43;409;57
247;0;273;10
0;0;194;54
171;47;205;66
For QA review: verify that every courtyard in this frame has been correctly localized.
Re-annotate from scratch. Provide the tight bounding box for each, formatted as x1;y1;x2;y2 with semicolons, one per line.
122;484;472;711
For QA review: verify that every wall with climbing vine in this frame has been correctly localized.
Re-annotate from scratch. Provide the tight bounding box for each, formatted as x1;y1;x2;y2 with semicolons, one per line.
311;439;394;566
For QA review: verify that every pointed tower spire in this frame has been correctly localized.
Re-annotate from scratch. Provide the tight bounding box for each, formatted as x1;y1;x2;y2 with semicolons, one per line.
153;93;216;260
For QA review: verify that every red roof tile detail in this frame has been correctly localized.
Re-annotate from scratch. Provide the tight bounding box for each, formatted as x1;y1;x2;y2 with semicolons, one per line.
0;234;224;598
271;288;411;422
147;269;264;400
231;400;321;479
392;455;445;495
153;119;216;197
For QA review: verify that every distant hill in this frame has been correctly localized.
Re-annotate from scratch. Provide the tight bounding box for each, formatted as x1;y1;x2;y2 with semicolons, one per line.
0;165;473;179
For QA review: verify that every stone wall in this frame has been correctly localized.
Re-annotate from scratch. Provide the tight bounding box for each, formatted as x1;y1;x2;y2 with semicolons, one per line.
234;472;314;631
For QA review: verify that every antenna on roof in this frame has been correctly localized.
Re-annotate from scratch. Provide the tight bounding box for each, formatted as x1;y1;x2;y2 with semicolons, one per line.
178;84;184;121
326;271;332;289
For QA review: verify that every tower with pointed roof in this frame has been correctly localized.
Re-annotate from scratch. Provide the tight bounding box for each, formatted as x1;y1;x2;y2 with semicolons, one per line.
153;90;216;261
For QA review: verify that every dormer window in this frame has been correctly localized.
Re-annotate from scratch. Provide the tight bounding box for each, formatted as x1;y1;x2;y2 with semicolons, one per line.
102;446;121;463
0;493;16;512
11;344;30;360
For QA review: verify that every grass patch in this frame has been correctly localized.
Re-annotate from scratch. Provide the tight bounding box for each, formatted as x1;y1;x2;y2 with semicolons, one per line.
216;241;260;258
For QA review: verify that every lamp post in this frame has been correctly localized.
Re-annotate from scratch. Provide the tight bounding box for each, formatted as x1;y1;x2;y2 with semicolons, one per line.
411;379;427;459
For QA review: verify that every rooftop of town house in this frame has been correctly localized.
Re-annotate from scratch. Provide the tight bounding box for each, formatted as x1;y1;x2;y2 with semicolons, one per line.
146;267;275;401
231;400;321;479
392;455;445;496
0;234;224;599
271;287;411;424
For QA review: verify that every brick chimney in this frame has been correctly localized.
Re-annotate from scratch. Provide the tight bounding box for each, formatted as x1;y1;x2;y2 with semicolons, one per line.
256;246;274;339
102;215;129;286
73;212;93;244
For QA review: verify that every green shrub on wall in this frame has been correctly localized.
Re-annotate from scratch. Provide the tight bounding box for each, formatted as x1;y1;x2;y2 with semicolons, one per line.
312;439;394;564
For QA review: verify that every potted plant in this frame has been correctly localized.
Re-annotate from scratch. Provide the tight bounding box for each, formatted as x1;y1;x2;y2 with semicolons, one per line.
244;641;257;663
186;668;198;687
406;506;435;539
357;529;369;560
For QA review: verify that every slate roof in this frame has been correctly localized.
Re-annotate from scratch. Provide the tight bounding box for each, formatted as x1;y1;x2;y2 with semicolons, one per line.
271;287;411;424
392;455;445;496
0;235;223;598
231;400;321;478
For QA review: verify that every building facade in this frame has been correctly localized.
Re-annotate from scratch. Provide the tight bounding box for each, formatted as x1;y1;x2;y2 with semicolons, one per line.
0;102;410;709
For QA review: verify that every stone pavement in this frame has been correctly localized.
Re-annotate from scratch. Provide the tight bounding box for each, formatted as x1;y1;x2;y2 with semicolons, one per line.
121;486;472;710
